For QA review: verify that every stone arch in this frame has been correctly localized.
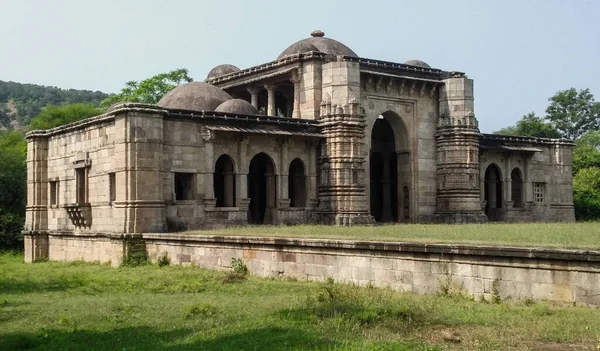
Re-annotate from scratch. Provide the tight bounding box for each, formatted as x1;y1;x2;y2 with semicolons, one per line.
511;167;523;208
214;154;236;207
369;111;411;222
288;158;306;207
484;163;503;221
247;152;277;224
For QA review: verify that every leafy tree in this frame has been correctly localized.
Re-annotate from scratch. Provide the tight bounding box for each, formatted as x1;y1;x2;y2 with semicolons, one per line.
29;104;102;130
572;130;600;174
573;167;600;221
495;112;561;138
0;130;26;249
101;68;193;107
546;88;600;140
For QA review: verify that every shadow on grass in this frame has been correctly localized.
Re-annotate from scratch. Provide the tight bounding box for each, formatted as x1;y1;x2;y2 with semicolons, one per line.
0;326;339;351
0;275;89;295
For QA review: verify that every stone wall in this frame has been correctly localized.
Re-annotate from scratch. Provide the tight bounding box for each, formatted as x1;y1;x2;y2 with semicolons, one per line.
26;231;600;306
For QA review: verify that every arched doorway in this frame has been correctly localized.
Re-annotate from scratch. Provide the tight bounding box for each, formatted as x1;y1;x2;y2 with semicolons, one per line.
484;164;503;220
370;116;398;222
214;155;235;207
511;168;523;208
288;158;306;207
247;153;277;224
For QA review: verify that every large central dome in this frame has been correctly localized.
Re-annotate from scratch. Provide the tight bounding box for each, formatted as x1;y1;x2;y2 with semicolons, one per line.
277;30;357;60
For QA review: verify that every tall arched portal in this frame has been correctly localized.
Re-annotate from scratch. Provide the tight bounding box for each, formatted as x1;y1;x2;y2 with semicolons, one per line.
484;164;503;221
247;153;277;224
370;116;399;222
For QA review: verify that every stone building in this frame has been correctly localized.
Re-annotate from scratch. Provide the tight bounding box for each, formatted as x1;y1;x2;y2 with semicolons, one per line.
24;30;575;258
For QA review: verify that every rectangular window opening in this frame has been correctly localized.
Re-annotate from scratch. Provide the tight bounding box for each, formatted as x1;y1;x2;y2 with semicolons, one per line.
533;182;545;203
174;173;194;201
109;173;116;204
76;168;88;203
49;181;58;206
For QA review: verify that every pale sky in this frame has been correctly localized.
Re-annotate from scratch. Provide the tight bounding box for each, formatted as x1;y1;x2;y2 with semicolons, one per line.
1;0;598;132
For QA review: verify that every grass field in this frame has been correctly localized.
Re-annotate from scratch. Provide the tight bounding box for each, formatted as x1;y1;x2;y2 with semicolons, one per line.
190;222;600;250
2;252;600;350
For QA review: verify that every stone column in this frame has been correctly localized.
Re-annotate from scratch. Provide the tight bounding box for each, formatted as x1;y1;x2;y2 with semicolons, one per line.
237;137;250;211
291;70;301;118
265;84;276;116
247;87;259;109
203;131;215;206
265;172;277;223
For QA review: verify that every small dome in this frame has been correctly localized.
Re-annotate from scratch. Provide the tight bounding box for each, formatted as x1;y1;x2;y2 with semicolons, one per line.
215;99;258;115
404;60;431;68
157;82;232;111
206;64;240;79
277;30;357;59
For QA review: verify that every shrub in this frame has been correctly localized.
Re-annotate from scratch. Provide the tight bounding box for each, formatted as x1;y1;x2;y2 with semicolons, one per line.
157;252;170;267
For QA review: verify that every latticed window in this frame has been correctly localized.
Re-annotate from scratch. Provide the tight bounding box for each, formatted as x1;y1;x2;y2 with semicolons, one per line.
533;182;545;203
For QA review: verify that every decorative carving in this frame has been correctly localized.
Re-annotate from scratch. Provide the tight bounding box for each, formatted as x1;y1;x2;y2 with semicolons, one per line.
64;203;92;228
398;79;405;96
428;84;438;98
409;81;417;96
201;128;214;142
385;79;394;94
419;82;427;97
375;76;384;93
366;76;374;92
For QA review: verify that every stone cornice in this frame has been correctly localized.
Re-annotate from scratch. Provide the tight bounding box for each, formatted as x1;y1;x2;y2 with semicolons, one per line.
25;103;167;139
480;133;574;146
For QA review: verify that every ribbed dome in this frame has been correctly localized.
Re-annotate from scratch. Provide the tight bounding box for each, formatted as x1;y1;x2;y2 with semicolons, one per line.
157;82;232;111
277;30;357;59
206;64;240;79
404;60;431;68
215;99;258;115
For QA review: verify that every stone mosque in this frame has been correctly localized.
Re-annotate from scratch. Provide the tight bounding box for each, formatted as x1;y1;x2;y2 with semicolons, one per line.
24;30;575;250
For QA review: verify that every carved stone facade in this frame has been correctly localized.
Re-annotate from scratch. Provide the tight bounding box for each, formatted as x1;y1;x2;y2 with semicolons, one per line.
24;31;575;261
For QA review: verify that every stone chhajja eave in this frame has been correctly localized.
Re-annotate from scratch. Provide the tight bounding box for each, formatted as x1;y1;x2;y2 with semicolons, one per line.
25;103;165;139
205;51;327;86
480;133;575;147
360;70;443;98
205;125;322;138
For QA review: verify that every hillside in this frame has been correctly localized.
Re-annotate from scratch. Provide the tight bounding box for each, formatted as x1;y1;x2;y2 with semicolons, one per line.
0;80;109;129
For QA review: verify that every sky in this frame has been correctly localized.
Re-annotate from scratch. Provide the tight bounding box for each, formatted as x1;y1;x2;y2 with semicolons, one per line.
0;0;598;133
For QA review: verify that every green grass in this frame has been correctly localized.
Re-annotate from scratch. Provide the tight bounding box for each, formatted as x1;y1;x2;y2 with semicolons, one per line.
2;252;600;350
188;222;600;249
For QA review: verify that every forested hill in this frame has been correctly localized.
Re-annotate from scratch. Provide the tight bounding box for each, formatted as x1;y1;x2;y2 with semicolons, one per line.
0;80;109;129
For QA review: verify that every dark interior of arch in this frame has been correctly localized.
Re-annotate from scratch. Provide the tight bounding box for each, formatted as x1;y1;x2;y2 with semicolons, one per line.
248;153;276;224
214;155;235;207
484;164;503;220
370;117;398;222
288;159;306;207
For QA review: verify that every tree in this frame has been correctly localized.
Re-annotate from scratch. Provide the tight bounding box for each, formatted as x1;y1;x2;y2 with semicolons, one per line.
29;104;102;130
573;167;600;221
573;130;600;174
0;130;26;249
101;68;193;107
546;88;600;140
495;112;561;138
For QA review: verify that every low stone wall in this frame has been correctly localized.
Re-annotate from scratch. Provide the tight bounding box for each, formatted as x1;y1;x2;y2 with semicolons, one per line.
24;231;600;306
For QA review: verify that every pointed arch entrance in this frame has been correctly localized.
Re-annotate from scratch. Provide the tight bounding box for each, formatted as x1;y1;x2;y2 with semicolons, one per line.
369;111;411;223
247;153;277;224
484;164;503;221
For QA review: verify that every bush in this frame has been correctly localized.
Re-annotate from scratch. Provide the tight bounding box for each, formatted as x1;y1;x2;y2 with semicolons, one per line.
573;167;600;220
0;212;24;250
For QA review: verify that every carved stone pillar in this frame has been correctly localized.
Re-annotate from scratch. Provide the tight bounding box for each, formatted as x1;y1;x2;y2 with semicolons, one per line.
202;129;215;206
291;70;301;118
237;136;250;208
265;84;276;116
247;87;260;109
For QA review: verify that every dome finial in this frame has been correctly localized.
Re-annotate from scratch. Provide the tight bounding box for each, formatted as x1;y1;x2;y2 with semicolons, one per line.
311;30;325;37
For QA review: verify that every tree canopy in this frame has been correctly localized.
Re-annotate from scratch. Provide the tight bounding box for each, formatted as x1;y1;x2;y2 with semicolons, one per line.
546;88;600;140
101;68;193;107
29;104;103;130
495;112;561;139
0;130;26;249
